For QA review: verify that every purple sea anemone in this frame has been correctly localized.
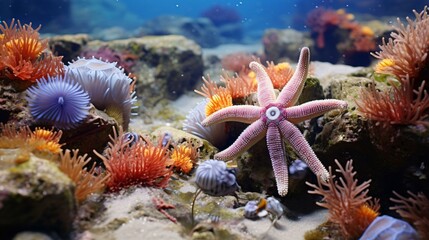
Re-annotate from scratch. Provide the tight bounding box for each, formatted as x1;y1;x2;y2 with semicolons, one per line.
26;74;90;129
66;57;137;130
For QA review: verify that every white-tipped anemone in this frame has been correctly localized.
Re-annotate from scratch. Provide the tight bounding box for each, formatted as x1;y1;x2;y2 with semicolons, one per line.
66;57;137;130
183;99;227;148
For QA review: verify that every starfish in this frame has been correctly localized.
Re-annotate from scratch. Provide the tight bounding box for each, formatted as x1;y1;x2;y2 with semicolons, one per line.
202;47;347;196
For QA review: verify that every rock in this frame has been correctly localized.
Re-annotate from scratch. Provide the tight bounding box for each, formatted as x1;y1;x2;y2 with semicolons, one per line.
151;126;218;160
0;151;76;238
262;29;313;62
140;15;220;48
0;84;31;126
313;75;429;209
59;105;118;165
85;35;204;107
48;34;90;63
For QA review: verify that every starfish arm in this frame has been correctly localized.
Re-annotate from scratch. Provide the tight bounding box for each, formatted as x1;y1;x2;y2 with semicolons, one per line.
249;61;276;107
276;47;310;107
214;119;266;160
266;125;289;196
278;120;329;181
286;99;348;124
202;105;261;126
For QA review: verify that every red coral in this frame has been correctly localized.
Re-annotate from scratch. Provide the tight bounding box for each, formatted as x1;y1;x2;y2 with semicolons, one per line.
0;19;64;90
221;52;255;73
94;130;173;191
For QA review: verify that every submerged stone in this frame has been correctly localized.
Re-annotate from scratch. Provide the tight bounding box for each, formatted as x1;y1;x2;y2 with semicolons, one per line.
0;151;76;238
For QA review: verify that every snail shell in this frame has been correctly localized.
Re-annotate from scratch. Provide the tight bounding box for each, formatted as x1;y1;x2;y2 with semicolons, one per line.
195;160;238;196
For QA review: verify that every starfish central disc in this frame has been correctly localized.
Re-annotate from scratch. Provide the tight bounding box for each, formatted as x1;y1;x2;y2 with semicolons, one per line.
266;106;281;121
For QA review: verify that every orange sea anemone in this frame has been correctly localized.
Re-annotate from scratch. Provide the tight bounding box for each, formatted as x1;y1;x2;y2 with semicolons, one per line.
170;142;199;174
94;129;173;191
306;160;380;239
0;19;64;90
265;61;294;89
205;91;233;116
0;124;63;156
221;72;257;99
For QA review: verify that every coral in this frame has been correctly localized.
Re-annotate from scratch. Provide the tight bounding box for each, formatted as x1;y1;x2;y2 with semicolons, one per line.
80;46;137;75
306;8;376;65
201;5;241;26
152;197;177;223
94;129;173;191
0;124;63;157
66;57;137;130
221;71;257;99
0;19;64;90
390;191;429;239
220;52;255;73
26;74;91;129
59;149;110;202
357;7;429;124
306;160;380;239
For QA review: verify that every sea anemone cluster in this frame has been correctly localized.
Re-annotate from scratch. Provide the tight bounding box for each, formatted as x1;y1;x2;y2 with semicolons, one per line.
0;19;64;90
357;7;429;124
94;129;173;191
26;74;91;130
66;57;137;130
306;160;380;239
0;123;63;158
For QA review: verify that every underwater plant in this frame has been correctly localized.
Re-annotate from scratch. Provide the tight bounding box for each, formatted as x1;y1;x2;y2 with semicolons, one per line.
59;149;110;202
66;57;137;130
26;74;91;130
94;129;173;192
0;19;64;90
390;191;429;239
357;6;429;124
202;48;347;196
306;160;380;239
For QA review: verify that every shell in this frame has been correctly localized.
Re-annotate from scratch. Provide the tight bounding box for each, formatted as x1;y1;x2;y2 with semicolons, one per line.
266;197;284;217
195;159;238;196
359;215;418;240
244;200;259;219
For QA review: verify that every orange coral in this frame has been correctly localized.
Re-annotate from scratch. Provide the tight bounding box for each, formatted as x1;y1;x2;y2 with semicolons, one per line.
307;160;380;239
357;7;429;124
94;130;173;191
195;75;233;115
59;149;110;202
0;19;64;90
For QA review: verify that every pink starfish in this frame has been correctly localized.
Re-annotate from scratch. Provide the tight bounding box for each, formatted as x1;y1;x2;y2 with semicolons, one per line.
202;47;347;196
